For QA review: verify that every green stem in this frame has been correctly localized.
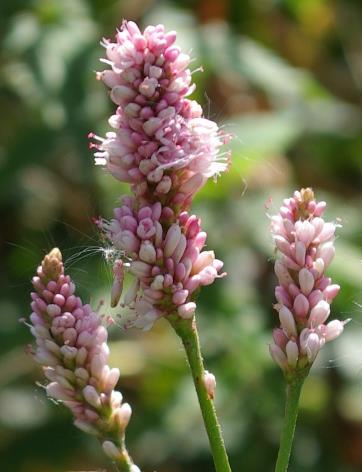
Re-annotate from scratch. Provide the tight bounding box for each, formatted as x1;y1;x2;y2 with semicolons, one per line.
275;374;307;472
115;442;134;472
168;314;232;472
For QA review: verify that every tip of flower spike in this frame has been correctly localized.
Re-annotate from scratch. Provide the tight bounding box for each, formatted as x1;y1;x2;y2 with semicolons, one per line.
300;187;315;202
293;187;318;219
41;248;63;280
87;132;95;139
49;247;62;259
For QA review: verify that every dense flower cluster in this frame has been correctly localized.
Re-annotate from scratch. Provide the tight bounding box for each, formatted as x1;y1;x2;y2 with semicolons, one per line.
269;188;349;374
28;248;137;468
98;196;224;330
91;21;228;329
90;21;228;206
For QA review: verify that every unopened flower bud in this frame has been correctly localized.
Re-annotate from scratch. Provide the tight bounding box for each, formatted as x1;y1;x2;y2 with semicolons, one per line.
204;370;216;399
130;261;152;278
286;341;299;367
269;344;288;370
309;300;330;327
293;294;309;318
279;306;297;337
164;224;182;258
74;419;98;435
305;333;321;362
110;85;137;104
114;403;132;430
139;241;157;264
319;242;335;268
46;382;73;402
299;268;314;296
178;302;196;319
325;319;349;342
83;385;102;409
102;440;121;460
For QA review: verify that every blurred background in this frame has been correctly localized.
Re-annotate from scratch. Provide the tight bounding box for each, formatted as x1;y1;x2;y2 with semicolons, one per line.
1;0;361;471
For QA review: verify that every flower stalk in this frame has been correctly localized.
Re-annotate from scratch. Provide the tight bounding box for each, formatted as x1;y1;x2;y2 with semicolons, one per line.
274;371;308;472
168;314;231;472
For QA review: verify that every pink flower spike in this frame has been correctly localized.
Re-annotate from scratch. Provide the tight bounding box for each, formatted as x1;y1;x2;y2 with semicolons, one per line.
269;188;347;372
91;21;229;202
27;249;136;467
98;197;224;328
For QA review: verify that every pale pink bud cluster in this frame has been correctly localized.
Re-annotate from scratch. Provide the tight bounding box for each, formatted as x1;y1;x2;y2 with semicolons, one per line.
28;249;135;465
89;21;229;205
98;196;225;330
269;188;349;374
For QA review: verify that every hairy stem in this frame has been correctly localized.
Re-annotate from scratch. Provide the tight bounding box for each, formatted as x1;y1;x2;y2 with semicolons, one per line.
275;374;307;472
168;314;232;472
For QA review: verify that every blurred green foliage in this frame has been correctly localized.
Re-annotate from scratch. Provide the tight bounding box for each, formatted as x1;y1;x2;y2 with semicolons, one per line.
0;0;361;471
